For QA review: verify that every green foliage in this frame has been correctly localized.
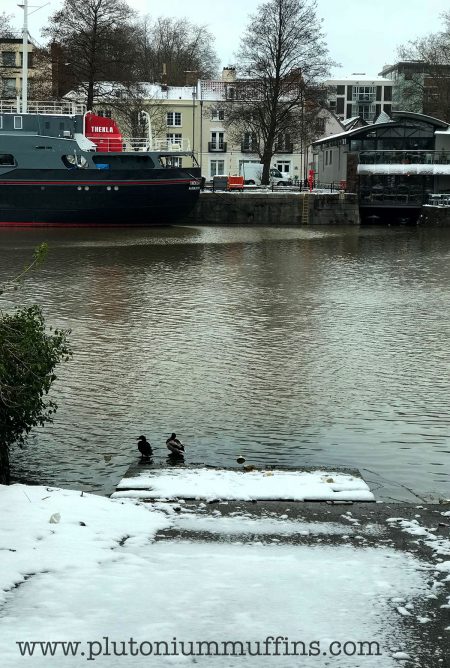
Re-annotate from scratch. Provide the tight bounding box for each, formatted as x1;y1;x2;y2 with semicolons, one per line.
0;244;72;483
0;305;72;453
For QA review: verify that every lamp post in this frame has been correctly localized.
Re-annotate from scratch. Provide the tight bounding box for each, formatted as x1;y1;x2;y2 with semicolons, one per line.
140;110;153;149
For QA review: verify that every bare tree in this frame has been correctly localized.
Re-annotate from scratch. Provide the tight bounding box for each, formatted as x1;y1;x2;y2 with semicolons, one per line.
224;0;333;184
397;11;450;121
0;13;17;38
43;0;138;109
135;16;219;85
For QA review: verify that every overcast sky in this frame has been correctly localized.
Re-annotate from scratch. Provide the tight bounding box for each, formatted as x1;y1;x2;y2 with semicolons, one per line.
4;0;449;77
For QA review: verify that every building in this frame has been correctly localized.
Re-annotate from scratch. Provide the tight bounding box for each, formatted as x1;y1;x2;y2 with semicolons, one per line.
326;74;393;123
0;38;33;103
312;111;450;216
86;69;339;182
379;61;450;121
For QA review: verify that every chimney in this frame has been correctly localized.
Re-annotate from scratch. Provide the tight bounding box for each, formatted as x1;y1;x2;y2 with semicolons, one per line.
222;67;236;82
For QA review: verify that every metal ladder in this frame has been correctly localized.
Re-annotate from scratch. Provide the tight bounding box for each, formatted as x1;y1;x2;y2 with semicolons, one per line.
301;193;310;224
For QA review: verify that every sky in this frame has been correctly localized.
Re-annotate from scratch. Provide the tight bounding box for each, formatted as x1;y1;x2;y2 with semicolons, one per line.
4;0;450;78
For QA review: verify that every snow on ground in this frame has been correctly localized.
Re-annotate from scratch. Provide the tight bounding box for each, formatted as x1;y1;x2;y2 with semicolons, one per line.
386;515;450;619
0;483;442;667
113;468;375;502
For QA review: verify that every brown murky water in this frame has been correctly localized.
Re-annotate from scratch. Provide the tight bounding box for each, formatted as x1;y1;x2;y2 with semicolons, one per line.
1;224;449;501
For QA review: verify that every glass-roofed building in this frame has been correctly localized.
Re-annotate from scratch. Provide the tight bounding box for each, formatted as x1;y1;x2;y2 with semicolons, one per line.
312;111;450;218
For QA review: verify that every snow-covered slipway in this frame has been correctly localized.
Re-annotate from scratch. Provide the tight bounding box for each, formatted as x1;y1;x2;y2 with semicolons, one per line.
0;480;449;667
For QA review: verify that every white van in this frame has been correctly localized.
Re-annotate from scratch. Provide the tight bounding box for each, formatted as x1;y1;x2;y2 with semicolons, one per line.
240;163;291;186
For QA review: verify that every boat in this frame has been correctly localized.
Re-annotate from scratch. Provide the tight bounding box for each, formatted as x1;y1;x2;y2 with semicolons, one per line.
0;110;201;226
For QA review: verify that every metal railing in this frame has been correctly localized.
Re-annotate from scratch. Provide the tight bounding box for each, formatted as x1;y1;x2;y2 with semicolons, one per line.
208;141;227;152
0;99;86;114
359;150;450;165
85;136;192;152
428;193;450;206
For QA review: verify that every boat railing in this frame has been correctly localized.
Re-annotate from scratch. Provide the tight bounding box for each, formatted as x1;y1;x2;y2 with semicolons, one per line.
0;99;86;115
87;136;192;153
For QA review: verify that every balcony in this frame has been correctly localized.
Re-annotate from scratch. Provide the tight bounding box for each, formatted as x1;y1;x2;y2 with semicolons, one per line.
208;141;227;153
353;94;376;104
274;143;294;154
359;150;450;165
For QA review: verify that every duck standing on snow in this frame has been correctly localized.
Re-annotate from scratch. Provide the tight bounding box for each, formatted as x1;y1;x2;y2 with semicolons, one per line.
137;435;153;460
166;433;185;456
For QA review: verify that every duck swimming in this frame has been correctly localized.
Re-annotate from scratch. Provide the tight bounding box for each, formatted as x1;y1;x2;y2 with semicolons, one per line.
166;433;185;456
137;435;153;459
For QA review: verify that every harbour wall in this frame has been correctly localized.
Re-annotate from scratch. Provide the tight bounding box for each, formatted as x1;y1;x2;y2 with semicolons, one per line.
183;192;360;226
418;206;450;226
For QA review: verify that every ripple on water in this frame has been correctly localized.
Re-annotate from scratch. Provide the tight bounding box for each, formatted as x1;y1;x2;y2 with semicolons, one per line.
2;225;449;500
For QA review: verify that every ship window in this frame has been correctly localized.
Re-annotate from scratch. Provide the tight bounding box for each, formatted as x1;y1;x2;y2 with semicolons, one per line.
14;116;23;130
62;154;88;169
0;116;2;129
0;154;15;166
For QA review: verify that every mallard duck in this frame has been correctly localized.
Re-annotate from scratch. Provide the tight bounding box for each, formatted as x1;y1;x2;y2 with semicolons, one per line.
137;435;152;459
166;433;185;456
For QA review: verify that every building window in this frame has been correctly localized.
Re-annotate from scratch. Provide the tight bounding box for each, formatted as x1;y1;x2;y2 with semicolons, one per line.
3;78;16;98
315;118;326;134
276;160;291;174
166;112;182;126
242;131;257;151
166;133;182;146
169;157;182;168
211;109;225;120
19;52;33;68
2;52;16;67
336;85;345;95
210;160;225;177
210;131;225;150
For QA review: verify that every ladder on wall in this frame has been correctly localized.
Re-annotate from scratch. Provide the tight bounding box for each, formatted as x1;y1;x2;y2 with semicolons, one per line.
301;193;310;224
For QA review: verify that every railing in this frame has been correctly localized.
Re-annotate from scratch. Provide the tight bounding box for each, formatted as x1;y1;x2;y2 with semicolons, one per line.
241;144;257;153
85;136;192;153
359;186;426;206
274;143;294;154
0;99;86;114
428;193;450;206
359;150;450;165
208;141;227;152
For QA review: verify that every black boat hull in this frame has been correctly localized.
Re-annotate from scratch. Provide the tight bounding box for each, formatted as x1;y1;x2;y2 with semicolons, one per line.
0;169;201;226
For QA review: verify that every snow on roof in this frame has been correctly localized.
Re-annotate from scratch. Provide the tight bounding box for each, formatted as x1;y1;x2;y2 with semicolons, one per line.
358;164;450;176
327;75;392;84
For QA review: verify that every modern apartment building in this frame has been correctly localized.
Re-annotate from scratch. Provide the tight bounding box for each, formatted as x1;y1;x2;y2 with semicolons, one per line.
326;74;394;123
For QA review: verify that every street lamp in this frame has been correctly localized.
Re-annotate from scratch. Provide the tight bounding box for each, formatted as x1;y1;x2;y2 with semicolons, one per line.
140;110;153;150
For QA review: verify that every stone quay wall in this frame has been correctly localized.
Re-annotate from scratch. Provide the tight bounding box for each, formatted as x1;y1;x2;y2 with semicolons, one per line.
182;192;360;226
418;206;450;226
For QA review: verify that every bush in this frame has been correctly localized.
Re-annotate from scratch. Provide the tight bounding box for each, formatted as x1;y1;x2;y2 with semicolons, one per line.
0;305;71;484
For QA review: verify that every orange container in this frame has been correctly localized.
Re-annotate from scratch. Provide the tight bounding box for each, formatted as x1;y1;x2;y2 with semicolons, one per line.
227;176;245;190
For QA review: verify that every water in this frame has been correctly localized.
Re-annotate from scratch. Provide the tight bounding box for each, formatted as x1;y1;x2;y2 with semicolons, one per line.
1;225;449;501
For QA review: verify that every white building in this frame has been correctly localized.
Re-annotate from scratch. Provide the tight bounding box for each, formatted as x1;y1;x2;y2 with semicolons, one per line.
326;74;394;123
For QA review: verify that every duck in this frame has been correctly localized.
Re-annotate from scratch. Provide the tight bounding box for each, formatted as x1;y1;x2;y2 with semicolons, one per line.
137;435;153;459
166;433;185;456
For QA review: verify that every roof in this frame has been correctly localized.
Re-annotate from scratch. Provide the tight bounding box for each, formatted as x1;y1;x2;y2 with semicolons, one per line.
326;75;392;84
312;110;449;146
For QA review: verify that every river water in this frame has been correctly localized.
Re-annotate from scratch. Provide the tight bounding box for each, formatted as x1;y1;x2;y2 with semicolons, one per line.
1;225;449;501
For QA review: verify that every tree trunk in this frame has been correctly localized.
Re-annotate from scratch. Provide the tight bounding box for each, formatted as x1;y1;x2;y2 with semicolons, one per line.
0;444;10;485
